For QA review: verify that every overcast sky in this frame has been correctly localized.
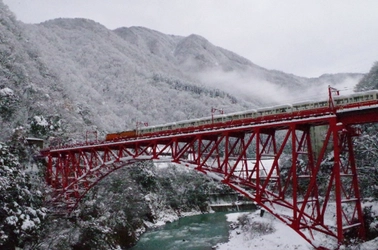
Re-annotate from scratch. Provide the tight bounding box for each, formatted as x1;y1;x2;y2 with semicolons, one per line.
3;0;378;77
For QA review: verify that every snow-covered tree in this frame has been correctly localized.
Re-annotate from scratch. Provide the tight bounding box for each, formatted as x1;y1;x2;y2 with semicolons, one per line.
29;114;63;138
355;62;378;91
0;87;19;120
352;62;378;199
354;129;378;198
0;141;46;249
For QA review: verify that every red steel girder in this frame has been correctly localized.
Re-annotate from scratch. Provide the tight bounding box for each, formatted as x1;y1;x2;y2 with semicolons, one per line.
43;114;367;249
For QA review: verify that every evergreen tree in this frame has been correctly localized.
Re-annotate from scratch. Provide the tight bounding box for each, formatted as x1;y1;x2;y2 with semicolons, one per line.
0;141;46;249
355;61;378;91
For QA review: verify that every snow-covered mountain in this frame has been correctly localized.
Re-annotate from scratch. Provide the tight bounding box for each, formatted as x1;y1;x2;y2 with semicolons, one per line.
0;1;364;142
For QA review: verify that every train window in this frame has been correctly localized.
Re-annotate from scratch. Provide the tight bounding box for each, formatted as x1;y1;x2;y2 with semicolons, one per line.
314;102;327;107
293;105;305;111
337;99;346;104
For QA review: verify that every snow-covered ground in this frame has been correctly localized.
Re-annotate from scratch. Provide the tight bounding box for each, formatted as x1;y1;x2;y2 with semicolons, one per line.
215;209;378;250
215;211;313;250
139;196;378;250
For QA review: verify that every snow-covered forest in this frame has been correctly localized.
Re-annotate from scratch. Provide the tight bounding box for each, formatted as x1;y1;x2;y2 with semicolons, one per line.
0;1;364;142
1;0;378;249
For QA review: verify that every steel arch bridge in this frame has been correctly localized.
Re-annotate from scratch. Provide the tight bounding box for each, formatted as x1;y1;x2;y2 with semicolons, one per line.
41;99;378;249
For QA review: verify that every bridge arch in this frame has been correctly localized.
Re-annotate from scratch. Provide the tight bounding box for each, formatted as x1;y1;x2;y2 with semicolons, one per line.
42;112;374;249
46;157;147;210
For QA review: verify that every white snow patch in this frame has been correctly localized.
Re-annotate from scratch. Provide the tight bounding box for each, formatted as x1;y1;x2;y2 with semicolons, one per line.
6;215;18;225
0;87;14;96
34;115;48;126
215;211;313;250
21;216;36;231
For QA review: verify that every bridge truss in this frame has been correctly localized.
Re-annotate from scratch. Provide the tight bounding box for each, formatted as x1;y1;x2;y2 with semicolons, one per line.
41;109;378;249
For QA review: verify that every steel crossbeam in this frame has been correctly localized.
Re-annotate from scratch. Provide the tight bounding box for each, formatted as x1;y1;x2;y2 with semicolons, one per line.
42;111;377;249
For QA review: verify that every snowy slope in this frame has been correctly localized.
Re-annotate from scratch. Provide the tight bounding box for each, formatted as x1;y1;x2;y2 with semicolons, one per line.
0;2;363;142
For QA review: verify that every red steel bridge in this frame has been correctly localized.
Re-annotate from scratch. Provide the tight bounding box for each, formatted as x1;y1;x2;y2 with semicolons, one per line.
41;89;378;249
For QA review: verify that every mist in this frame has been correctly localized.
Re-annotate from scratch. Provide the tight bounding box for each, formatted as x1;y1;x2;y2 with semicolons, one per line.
196;68;361;108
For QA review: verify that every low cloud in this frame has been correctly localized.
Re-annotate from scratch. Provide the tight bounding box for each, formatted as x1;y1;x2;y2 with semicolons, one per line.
196;68;361;108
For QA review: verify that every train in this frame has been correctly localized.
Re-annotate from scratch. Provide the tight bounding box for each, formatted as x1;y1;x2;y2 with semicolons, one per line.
105;90;378;141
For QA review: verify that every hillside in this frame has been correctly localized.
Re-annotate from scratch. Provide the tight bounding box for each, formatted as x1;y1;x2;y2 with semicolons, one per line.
2;2;378;249
0;1;364;143
355;61;378;91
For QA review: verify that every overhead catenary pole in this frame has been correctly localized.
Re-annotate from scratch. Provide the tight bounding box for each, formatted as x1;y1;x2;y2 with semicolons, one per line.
328;85;340;111
211;107;224;124
136;121;149;136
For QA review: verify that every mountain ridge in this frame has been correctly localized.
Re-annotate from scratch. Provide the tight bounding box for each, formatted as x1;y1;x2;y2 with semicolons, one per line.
0;3;364;142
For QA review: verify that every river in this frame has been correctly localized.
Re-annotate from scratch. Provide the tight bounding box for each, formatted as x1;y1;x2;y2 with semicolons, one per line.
130;212;235;250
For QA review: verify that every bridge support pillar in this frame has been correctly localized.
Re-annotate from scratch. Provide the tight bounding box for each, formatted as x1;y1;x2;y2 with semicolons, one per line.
331;120;365;246
42;114;368;248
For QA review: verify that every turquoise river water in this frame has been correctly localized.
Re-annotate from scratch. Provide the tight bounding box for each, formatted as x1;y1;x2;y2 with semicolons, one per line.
130;212;234;250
